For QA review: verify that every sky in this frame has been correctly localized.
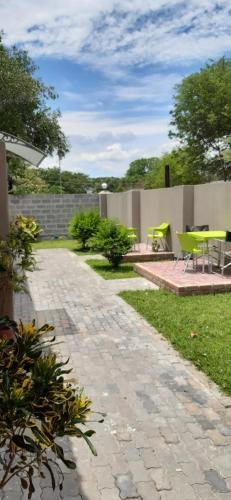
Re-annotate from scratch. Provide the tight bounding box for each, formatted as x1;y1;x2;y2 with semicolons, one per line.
1;0;231;177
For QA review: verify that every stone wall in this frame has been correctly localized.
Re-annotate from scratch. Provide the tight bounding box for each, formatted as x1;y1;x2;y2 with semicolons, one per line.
9;194;99;239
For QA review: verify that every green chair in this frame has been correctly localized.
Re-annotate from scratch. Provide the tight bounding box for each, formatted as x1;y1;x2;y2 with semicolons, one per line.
146;223;169;250
127;227;138;251
175;232;212;273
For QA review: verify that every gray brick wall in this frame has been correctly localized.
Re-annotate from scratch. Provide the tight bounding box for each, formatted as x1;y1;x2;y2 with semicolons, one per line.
9;194;99;239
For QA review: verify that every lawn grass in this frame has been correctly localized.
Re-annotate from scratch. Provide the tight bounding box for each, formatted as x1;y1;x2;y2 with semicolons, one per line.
119;288;231;396
32;239;96;255
86;259;137;279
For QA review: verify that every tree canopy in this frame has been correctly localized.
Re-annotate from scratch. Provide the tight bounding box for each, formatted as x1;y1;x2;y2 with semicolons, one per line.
144;148;210;189
10;164;123;195
37;167;92;194
169;58;231;180
0;34;68;158
123;158;159;188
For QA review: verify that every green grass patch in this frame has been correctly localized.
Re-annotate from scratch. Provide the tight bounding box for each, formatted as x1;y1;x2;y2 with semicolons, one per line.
32;239;97;255
119;288;231;396
86;259;137;279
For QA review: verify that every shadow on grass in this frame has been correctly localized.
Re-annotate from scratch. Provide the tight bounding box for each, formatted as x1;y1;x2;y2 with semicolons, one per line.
86;259;137;280
73;247;98;256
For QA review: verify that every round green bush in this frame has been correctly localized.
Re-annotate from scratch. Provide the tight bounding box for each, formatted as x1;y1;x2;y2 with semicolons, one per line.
69;210;101;249
89;219;132;267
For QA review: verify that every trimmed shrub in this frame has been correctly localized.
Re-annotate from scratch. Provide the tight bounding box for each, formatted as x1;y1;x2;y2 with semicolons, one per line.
69;210;101;249
89;219;132;267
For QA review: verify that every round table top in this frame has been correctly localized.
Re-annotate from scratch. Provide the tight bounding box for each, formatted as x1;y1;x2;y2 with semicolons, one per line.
187;230;226;240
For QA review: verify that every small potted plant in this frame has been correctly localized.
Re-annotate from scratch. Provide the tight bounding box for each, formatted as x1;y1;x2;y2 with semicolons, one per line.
152;239;160;252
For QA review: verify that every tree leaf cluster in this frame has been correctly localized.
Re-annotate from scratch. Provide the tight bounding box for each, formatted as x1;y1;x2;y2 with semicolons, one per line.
169;57;231;180
0;34;68;158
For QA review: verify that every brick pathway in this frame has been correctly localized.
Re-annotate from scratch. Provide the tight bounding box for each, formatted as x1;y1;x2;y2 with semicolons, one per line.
10;249;231;499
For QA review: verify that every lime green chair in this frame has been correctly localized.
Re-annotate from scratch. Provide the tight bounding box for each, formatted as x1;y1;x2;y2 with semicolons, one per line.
127;227;138;251
176;231;211;273
146;222;170;250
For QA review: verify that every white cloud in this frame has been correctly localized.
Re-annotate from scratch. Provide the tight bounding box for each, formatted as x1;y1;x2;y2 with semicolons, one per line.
59;110;170;137
41;110;174;176
2;1;231;75
112;73;181;103
77;143;139;162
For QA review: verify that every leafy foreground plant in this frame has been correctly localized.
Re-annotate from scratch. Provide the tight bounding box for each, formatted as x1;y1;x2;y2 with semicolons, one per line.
89;219;132;267
0;215;41;315
0;319;103;498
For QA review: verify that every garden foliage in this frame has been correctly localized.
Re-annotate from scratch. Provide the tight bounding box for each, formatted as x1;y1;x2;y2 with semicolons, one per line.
0;215;40;297
0;319;100;497
69;210;101;249
89;219;132;267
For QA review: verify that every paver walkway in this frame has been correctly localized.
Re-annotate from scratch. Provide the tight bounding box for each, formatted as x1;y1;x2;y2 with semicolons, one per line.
13;249;231;500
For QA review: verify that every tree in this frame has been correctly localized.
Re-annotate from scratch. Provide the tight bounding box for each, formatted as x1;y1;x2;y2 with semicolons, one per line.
145;147;212;189
61;170;91;193
0;34;68;158
37;167;91;194
169;58;231;180
92;177;122;192
11;168;49;195
123;158;159;188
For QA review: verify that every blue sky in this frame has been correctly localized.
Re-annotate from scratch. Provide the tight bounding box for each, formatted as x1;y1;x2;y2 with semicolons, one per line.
2;0;231;177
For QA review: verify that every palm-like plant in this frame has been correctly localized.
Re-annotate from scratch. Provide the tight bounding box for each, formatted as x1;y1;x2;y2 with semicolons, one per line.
0;319;102;498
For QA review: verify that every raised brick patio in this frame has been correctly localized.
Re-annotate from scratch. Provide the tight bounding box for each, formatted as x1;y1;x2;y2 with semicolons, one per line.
122;243;174;263
135;260;231;296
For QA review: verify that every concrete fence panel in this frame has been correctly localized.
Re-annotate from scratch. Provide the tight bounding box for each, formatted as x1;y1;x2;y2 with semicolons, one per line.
194;181;231;231
106;190;141;240
140;185;194;254
106;191;131;227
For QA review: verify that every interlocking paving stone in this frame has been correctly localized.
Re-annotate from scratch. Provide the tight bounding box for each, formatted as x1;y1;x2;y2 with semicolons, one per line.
114;473;140;499
180;461;205;485
13;248;231;500
100;488;121;500
149;468;172;491
136;480;160;499
204;470;230;493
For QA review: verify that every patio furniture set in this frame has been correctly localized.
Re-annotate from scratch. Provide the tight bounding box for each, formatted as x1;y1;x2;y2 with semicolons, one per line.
127;223;231;276
176;227;231;276
127;223;170;251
